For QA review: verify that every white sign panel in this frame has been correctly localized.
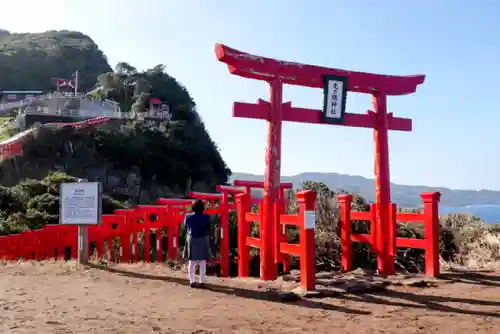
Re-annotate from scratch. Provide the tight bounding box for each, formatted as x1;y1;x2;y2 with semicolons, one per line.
304;210;316;230
60;182;101;225
322;75;348;123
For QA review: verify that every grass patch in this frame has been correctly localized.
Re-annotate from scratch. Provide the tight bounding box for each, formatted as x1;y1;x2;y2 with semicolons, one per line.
0;117;18;141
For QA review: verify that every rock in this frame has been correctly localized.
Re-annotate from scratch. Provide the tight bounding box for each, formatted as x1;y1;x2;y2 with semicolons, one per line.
315;272;334;279
315;285;346;297
345;281;388;294
282;270;442;293
268;289;301;301
301;290;322;298
387;274;413;281
281;274;299;282
350;268;376;276
340;274;375;282
282;273;301;282
400;278;439;288
291;287;320;298
316;278;346;286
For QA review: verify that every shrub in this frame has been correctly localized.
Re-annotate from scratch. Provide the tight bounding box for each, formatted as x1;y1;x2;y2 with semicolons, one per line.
0;172;127;234
297;181;500;272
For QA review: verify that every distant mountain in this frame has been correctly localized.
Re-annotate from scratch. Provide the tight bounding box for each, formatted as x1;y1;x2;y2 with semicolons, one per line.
231;172;500;208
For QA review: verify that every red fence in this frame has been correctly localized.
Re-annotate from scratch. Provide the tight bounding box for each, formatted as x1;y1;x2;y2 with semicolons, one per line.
0;206;194;264
0;186;244;277
279;190;316;290
0;179;438;287
338;192;441;277
233;180;293;273
0;181;319;290
0;116;111;161
236;189;316;290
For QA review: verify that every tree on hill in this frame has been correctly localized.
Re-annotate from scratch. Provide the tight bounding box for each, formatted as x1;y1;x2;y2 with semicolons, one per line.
3;114;230;201
90;62;198;122
0;29;230;261
0;30;111;91
0;29;230;196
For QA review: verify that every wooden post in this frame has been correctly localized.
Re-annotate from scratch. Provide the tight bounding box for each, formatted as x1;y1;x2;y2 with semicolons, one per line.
236;192;250;277
77;178;90;266
387;203;397;273
421;192;441;277
278;188;291;273
220;191;230;277
297;190;316;291
78;225;89;265
372;91;392;275
338;194;353;272
261;78;283;281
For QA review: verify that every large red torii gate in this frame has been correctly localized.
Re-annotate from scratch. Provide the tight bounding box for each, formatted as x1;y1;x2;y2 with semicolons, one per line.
215;43;425;279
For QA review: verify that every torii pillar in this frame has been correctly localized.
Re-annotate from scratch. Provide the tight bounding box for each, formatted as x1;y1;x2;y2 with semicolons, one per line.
215;43;425;279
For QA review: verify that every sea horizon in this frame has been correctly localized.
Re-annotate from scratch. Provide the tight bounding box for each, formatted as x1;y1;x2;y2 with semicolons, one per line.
440;204;500;224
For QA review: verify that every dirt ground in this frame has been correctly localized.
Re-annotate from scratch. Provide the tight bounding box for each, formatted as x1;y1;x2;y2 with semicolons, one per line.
0;261;499;334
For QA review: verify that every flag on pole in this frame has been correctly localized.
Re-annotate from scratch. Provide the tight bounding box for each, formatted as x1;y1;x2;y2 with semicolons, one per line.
55;78;75;89
54;71;79;92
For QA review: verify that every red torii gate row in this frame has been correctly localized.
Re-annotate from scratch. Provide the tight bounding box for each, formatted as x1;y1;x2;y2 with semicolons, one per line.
0;181;439;289
215;43;426;278
190;181;294;276
0;180;321;289
232;180;294;273
147;181;293;277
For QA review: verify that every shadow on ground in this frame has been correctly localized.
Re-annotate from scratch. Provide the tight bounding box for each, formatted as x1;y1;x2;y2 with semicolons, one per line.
339;289;500;318
87;263;500;318
336;269;500;318
440;269;500;287
87;263;370;315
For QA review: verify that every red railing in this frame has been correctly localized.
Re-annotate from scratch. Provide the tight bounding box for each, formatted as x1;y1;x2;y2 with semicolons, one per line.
189;186;245;277
0;185;439;285
0;203;193;263
236;189;316;290
0;186;246;278
233;180;293;273
0;116;111;161
280;190;316;291
338;192;441;277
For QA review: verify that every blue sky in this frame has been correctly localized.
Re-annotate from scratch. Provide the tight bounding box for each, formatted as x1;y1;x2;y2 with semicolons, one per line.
2;1;500;190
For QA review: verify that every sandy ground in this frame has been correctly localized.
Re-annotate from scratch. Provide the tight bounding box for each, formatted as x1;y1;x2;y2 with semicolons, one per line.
0;261;499;334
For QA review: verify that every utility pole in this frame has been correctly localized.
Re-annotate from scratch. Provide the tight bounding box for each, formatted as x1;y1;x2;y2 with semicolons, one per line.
74;70;79;95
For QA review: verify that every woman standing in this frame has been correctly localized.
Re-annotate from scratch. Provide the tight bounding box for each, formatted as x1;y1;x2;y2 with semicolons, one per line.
183;200;212;288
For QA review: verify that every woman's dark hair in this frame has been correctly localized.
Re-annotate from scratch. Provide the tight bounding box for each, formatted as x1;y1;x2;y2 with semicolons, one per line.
192;200;205;214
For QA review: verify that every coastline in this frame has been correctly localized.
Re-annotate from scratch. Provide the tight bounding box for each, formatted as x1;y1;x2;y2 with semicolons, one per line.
440;204;500;224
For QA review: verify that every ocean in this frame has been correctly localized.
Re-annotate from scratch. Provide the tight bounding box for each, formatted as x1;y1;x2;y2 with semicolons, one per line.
440;205;500;224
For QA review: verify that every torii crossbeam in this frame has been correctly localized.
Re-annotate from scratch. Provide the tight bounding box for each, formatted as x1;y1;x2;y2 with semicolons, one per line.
215;43;425;279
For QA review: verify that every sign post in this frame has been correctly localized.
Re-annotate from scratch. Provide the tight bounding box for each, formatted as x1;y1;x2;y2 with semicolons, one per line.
78;224;89;265
60;180;102;265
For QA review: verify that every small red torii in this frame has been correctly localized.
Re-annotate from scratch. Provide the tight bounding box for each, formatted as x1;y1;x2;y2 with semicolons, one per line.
215;44;425;279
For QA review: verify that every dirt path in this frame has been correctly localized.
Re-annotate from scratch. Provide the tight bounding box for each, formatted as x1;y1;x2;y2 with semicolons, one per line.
0;261;499;333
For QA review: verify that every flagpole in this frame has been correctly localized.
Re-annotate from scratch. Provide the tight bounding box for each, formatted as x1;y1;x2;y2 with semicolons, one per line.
74;70;79;94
